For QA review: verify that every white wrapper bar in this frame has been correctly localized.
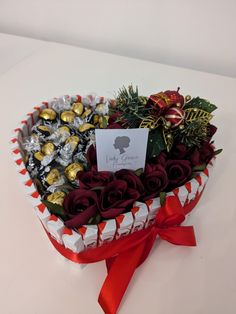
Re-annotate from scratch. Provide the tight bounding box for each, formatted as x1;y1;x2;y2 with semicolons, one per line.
98;219;116;245
62;228;84;253
198;172;209;193
145;197;161;227
78;225;98;249
186;179;200;203
35;203;51;228
131;201;148;232
47;215;65;244
173;185;189;207
115;212;134;239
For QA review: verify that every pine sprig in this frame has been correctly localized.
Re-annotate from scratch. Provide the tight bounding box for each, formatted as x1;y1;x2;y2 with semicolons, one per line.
174;120;208;147
112;85;149;127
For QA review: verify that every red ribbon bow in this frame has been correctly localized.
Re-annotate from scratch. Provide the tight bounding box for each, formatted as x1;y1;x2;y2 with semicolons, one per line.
44;192;202;314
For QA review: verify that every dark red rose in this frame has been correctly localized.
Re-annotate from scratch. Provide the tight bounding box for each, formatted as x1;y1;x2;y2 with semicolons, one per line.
107;112;124;129
165;160;192;188
170;143;189;159
207;124;217;140
149;151;167;167
99;180;140;219
86;145;97;169
189;142;215;166
115;169;145;196
142;164;168;199
77;170;114;189
63;189;98;228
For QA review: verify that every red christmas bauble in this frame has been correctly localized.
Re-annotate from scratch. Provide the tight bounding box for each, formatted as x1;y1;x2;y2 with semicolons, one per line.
165;107;185;128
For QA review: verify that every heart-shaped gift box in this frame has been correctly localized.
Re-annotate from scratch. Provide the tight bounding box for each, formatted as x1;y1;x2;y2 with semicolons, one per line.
11;93;215;314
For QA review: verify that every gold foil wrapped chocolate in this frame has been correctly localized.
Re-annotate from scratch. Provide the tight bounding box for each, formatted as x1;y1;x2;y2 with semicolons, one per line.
65;136;80;150
99;115;109;128
96;103;106;115
45;169;61;185
37;125;51;136
81;109;92;119
34;151;44;161
78;123;95;132
72;102;84;116
39;108;57;121
41;142;55;155
93;114;99;124
47;191;66;206
58;126;70;135
64;163;83;181
61;110;76;123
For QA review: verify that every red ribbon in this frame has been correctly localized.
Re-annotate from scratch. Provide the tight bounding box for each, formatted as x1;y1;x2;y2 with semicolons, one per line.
43;191;203;314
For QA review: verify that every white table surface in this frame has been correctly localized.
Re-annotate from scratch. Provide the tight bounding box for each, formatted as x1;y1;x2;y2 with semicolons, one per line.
0;33;235;314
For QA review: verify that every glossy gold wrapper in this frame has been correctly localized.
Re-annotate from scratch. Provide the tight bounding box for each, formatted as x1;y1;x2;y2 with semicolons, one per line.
64;163;83;181
81;109;92;119
37;125;51;135
47;191;66;206
45;169;61;185
34;151;44;161
41;142;55;155
61;110;75;123
58;125;70;135
39;108;57;121
72;102;84;116
78;123;95;132
65;136;80;150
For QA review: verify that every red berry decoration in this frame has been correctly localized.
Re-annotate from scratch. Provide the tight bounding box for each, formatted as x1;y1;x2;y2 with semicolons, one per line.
164;106;185;128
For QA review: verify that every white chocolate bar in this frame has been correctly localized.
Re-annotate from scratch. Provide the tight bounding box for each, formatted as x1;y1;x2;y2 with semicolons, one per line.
131;201;148;233
47;215;65;244
145;197;161;227
115;212;134;239
198;172;209;194
98;219;116;245
78;225;98;249
62;228;84;253
187;179;200;202
35;203;51;228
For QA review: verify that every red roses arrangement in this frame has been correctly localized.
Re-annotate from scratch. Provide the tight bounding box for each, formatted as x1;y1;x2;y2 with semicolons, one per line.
63;139;216;228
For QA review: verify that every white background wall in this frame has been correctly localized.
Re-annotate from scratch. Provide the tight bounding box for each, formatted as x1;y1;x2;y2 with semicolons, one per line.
0;0;235;77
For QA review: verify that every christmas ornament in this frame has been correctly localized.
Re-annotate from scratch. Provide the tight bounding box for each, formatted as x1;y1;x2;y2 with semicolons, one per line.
164;107;185;128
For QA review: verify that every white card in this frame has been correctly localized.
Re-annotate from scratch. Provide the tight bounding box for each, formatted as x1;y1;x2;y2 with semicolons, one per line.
95;128;149;172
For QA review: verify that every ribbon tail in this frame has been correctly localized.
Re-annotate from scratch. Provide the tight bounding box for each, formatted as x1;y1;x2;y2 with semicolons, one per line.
98;240;147;314
158;226;196;246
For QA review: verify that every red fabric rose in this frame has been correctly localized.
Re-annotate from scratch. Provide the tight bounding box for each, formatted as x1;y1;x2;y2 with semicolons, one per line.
63;189;98;228
142;163;168;199
86;145;97;169
77;170;114;189
207;124;217;140
189;142;215;166
165;160;192;188
170;143;189;159
99;180;140;219
115;169;145;196
107;112;124;129
149;151;167;167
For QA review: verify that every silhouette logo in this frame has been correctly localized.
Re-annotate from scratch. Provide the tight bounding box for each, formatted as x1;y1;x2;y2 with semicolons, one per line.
113;136;130;154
